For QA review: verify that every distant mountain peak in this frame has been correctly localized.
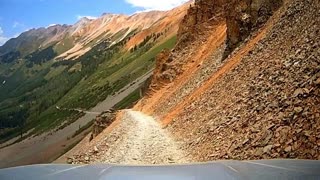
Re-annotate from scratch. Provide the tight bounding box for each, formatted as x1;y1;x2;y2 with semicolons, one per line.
101;12;117;16
76;17;93;25
46;24;58;28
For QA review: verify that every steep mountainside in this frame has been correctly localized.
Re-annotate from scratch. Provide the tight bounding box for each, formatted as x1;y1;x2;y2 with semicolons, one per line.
137;0;319;161
66;0;319;164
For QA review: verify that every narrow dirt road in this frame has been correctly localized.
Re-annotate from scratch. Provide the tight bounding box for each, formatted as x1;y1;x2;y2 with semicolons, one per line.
72;110;189;165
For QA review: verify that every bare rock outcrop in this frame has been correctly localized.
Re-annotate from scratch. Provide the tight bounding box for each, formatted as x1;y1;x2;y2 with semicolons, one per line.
90;110;116;140
149;49;172;91
176;0;225;49
148;0;226;92
149;0;283;92
225;0;283;55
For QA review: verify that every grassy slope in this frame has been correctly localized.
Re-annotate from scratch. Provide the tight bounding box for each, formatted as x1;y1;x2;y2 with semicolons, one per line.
59;35;177;109
44;66;67;80
113;89;141;110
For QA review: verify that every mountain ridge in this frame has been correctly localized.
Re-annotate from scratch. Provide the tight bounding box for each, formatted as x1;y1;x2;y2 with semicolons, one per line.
0;2;192;61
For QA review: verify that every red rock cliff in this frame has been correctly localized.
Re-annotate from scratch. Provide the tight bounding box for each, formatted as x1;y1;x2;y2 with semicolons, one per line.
149;0;283;92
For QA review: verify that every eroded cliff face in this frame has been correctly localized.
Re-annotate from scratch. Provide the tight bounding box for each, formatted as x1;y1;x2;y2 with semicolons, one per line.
178;0;283;53
149;49;172;91
149;0;226;91
225;0;283;54
149;0;283;92
176;0;225;49
178;0;283;54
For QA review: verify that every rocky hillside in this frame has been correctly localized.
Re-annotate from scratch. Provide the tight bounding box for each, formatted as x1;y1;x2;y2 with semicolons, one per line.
137;0;319;161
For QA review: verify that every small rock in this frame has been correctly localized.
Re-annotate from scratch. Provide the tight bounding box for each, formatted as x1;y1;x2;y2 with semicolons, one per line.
294;107;303;114
284;146;292;153
168;157;175;163
271;153;280;158
195;137;201;144
255;148;264;156
304;130;311;137
263;145;273;154
67;158;73;164
293;142;300;150
315;78;320;85
296;129;303;133
266;124;275;130
294;88;310;98
242;138;250;145
84;156;90;161
293;88;304;97
209;153;220;157
269;101;278;109
274;143;281;147
286;139;293;145
261;131;273;146
94;146;99;153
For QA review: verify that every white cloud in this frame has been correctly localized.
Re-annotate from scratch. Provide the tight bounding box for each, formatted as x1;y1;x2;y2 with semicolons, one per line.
13;21;24;28
0;27;9;46
13;33;20;38
46;24;57;28
125;0;189;11
76;15;97;20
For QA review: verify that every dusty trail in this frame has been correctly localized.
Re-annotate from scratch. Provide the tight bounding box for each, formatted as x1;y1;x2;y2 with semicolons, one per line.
79;110;189;165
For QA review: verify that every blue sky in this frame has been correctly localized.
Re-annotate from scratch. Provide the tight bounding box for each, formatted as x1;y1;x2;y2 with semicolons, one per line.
0;0;188;45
